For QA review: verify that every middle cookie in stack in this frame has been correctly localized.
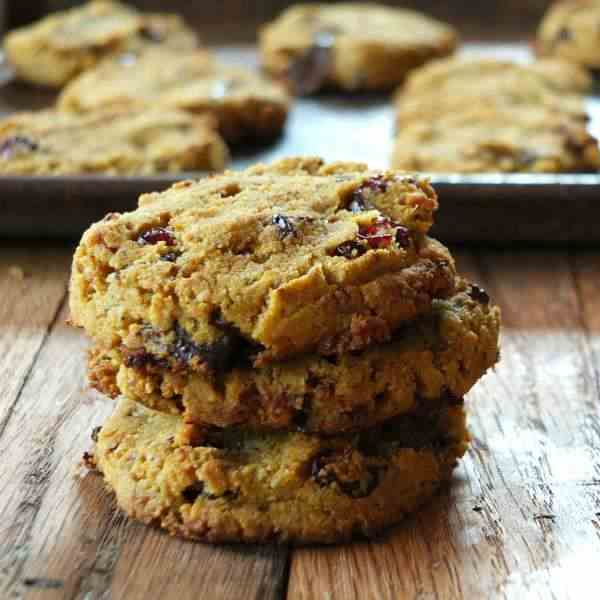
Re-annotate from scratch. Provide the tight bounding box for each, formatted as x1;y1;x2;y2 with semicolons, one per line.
70;156;500;544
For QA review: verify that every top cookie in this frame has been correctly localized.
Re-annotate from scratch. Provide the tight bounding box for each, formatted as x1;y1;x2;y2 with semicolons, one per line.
69;157;455;370
537;0;600;70
3;1;198;88
58;47;290;143
259;3;458;94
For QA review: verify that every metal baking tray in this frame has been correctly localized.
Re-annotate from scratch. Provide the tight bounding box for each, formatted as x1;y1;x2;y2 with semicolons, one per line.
1;44;599;243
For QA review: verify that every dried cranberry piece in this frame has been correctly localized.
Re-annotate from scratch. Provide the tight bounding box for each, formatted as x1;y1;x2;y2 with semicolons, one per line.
182;481;205;503
0;135;38;159
335;240;367;259
359;217;395;249
468;284;490;305
138;227;176;246
395;225;411;249
271;214;296;239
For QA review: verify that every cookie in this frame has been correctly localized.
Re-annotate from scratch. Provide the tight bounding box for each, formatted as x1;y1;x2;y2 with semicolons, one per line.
93;397;469;544
395;57;592;125
69;157;455;373
0;107;228;175
397;56;592;98
259;3;458;94
3;1;198;88
537;0;600;71
58;47;290;144
88;283;499;433
392;104;600;173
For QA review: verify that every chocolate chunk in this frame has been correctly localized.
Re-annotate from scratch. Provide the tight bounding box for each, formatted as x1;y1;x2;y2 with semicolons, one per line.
292;406;309;430
181;481;205;503
271;214;296;239
556;27;572;43
172;321;260;375
124;349;168;370
0;135;38;159
137;227;177;246
468;284;490;305
335;240;367;259
139;25;165;43
287;29;337;95
395;226;411;249
160;251;180;263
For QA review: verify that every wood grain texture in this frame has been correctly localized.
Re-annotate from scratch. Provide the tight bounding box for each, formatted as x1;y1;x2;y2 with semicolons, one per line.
0;246;289;600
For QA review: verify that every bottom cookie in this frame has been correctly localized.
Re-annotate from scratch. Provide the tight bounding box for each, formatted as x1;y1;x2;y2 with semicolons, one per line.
93;398;469;544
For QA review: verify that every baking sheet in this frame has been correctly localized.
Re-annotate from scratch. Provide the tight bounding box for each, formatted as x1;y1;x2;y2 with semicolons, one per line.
1;43;599;243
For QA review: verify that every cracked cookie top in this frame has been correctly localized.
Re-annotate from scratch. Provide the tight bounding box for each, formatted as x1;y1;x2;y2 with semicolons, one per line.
69;157;455;369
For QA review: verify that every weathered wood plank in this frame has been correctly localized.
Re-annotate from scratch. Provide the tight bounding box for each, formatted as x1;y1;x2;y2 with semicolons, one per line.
0;245;71;428
287;250;600;600
0;248;289;600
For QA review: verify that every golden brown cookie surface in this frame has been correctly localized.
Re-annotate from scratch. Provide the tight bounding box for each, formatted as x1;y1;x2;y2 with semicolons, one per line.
537;0;600;70
70;157;454;369
260;3;457;94
58;47;290;144
93;397;469;544
3;1;198;88
88;284;500;433
0;108;228;175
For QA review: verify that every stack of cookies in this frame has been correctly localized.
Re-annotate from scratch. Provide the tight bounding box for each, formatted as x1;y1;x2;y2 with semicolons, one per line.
70;157;500;544
391;56;600;173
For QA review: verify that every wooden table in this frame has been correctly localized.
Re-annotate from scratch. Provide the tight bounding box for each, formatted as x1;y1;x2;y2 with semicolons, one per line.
1;242;600;600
